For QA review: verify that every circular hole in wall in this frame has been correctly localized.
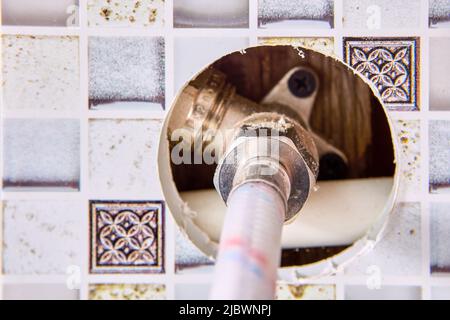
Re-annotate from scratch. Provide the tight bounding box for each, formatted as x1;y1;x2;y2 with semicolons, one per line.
159;45;398;277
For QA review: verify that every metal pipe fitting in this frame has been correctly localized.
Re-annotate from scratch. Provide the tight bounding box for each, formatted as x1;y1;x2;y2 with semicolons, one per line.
214;112;319;222
168;66;349;300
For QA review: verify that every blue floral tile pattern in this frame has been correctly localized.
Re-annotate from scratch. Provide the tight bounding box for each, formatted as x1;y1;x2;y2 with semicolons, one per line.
344;38;419;111
90;201;164;273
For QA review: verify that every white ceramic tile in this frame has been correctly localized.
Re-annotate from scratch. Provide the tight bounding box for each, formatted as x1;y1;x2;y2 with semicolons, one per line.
174;37;249;92
429;121;450;193
258;0;334;29
3;284;79;300
276;284;335;300
89;119;162;195
2;35;80;112
343;0;421;29
3;119;80;190
430;203;450;273
175;283;211;300
3;200;83;274
431;287;450;300
89;284;165;300
87;0;164;27
430;38;450;111
345;285;421;300
89;36;165;110
345;203;421;276
174;0;249;28
2;0;79;26
393;120;421;200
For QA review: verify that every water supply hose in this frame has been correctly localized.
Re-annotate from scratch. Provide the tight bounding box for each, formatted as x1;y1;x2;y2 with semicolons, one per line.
210;182;286;299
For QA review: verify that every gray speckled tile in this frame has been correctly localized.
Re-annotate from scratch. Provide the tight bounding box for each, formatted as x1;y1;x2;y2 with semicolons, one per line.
88;36;165;110
89;284;165;300
343;0;421;29
2;35;80;112
88;119;161;195
430;203;450;273
3;200;82;274
175;227;213;273
345;202;421;276
3;119;80;190
258;0;334;29
429;121;450;193
429;0;450;28
87;0;164;27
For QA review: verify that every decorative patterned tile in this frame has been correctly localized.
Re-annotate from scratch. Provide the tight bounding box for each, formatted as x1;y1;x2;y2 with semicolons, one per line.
258;0;334;29
345;285;421;300
88;36;164;110
90;201;164;274
345;202;421;276
89;119;162;195
174;0;249;28
276;284;335;300
174;37;249;92
430;38;450;111
2;35;79;112
89;284;165;300
87;0;164;27
343;0;421;29
3;200;82;274
393;120;421;200
429;0;450;28
344;37;419;111
3;119;80;190
430;203;450;273
2;0;79;26
429;121;450;193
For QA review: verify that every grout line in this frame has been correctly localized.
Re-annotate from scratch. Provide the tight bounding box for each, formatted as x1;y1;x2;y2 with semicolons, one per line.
0;18;5;291
78;0;89;301
163;0;175;300
419;0;431;301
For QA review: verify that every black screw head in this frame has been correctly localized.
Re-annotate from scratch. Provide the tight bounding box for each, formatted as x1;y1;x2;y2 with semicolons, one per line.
288;69;317;98
318;153;349;180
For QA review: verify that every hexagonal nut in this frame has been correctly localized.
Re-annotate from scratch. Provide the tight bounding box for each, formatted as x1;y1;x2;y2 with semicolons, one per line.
214;112;319;222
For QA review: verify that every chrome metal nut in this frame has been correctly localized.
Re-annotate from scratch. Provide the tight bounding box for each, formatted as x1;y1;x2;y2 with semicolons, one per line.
214;112;319;222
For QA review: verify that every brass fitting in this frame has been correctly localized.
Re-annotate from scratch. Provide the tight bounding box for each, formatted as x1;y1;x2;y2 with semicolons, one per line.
168;67;332;222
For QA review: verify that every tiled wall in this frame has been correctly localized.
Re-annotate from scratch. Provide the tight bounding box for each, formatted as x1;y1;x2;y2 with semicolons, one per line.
1;0;449;300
